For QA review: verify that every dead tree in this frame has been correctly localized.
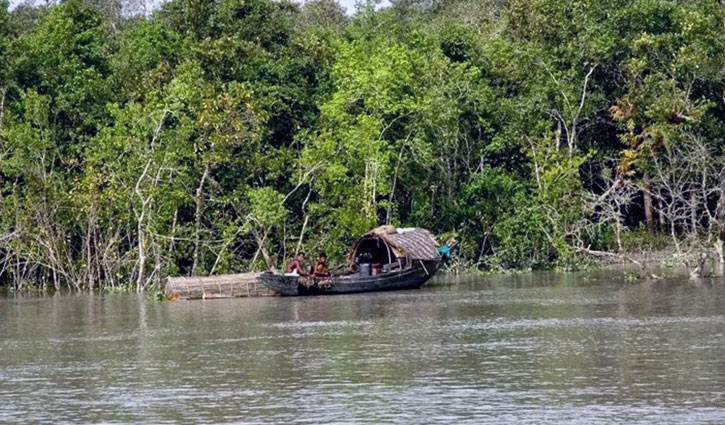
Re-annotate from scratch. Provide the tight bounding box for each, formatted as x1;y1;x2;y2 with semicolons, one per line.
568;164;655;276
649;133;725;278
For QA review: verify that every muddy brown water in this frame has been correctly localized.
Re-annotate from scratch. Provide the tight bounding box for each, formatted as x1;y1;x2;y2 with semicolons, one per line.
1;270;724;424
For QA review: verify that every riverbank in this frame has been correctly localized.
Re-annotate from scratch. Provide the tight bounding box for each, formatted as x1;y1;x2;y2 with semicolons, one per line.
0;238;715;297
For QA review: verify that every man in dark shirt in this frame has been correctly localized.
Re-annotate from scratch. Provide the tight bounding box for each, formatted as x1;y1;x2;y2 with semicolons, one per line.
311;253;330;277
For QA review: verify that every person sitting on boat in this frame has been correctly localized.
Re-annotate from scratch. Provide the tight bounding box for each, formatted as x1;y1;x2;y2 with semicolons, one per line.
310;252;330;277
285;253;308;276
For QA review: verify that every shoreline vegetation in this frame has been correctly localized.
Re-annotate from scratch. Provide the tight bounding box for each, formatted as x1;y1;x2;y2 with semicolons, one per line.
0;253;712;298
1;0;725;293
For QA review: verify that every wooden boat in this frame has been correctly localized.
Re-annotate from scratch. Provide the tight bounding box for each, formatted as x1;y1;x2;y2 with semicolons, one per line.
259;226;443;296
259;259;442;296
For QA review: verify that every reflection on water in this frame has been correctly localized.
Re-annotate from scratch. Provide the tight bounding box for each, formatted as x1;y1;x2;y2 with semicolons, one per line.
1;270;725;424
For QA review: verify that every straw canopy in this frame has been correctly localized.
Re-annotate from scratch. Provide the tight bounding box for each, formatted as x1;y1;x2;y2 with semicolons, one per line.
351;225;440;262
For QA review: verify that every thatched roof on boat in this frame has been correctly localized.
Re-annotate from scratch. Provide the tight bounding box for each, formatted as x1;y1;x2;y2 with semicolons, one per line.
350;225;440;262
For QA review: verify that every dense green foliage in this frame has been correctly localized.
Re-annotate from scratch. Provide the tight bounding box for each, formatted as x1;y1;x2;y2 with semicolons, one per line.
1;0;724;290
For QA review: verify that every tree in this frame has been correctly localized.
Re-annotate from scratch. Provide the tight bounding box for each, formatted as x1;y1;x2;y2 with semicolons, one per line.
12;0;112;146
0;0;10;129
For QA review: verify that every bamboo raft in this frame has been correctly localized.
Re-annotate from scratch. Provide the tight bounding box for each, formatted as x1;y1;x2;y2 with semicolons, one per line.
165;272;279;300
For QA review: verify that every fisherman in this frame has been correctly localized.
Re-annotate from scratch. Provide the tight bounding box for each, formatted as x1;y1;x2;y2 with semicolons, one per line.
285;253;308;276
310;252;330;277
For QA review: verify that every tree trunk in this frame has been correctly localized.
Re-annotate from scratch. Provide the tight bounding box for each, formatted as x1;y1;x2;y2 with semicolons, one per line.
0;87;5;130
53;268;59;292
136;206;147;292
135;159;153;292
191;165;210;277
555;119;561;151
296;215;309;256
86;213;95;290
260;244;275;273
254;231;277;273
642;174;655;235
168;207;178;254
715;193;725;277
689;191;697;234
657;197;666;232
615;219;623;252
713;237;724;277
689;253;708;280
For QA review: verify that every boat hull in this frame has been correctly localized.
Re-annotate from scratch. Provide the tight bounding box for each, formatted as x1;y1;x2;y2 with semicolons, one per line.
259;259;442;296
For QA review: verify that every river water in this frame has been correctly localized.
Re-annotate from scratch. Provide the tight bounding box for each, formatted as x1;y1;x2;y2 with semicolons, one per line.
1;270;724;424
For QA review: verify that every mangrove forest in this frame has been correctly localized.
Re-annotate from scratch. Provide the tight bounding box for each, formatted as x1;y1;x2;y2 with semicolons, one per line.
1;0;725;291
